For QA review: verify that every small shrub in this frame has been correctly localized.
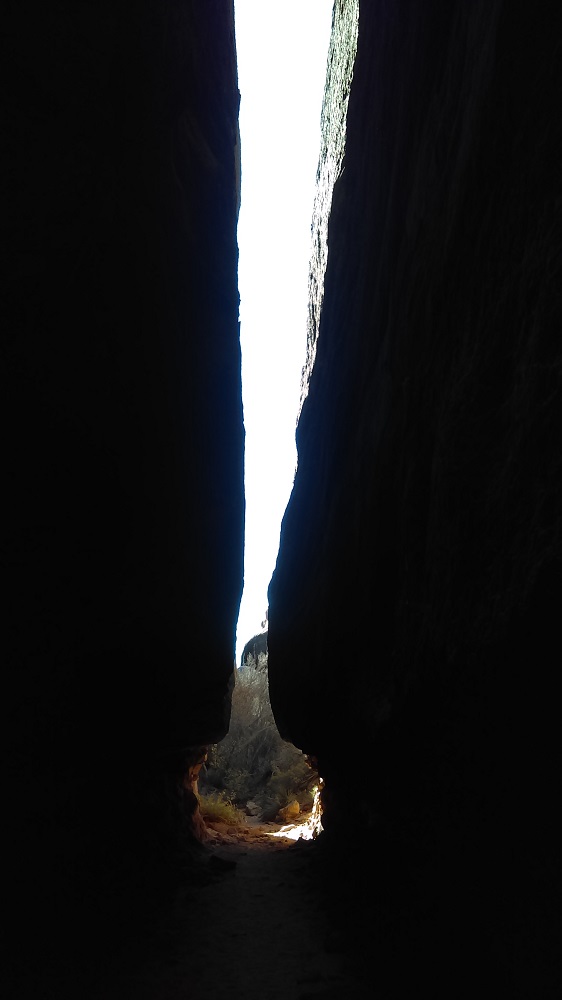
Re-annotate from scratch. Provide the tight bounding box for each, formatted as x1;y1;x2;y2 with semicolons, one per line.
198;792;242;826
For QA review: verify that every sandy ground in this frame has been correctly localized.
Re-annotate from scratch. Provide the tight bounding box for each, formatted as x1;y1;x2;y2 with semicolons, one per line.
89;819;372;1000
21;812;553;997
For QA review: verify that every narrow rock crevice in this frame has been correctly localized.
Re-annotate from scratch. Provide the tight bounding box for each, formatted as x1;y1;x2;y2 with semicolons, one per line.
4;1;561;997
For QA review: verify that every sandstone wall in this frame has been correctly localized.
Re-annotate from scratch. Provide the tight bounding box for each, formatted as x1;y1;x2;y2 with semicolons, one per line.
269;3;561;988
5;0;243;931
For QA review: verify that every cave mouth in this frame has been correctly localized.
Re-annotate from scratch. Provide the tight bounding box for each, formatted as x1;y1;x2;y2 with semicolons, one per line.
197;649;323;845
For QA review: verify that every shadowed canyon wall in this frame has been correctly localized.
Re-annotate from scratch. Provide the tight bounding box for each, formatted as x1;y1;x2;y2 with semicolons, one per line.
269;1;561;990
5;0;243;948
5;0;561;993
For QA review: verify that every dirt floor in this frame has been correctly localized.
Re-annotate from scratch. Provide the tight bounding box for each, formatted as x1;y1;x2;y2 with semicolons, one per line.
86;818;373;1000
16;809;555;998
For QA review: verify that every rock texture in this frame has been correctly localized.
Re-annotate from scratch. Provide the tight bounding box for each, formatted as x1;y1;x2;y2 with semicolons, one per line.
240;628;268;665
269;1;561;992
4;0;562;994
4;0;243;974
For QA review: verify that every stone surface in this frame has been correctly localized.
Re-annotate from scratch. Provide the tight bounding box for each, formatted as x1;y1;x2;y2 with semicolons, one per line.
4;0;243;978
269;1;561;992
277;799;300;823
240;628;268;665
4;1;562;995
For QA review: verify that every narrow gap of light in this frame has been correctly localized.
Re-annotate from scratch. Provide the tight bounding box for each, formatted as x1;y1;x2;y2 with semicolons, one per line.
233;1;334;664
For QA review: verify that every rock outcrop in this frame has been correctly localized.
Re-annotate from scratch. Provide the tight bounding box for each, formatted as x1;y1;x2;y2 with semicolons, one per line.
240;629;268;666
269;2;561;992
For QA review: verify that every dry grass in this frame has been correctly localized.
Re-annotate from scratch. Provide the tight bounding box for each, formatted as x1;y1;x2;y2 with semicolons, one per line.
198;792;243;826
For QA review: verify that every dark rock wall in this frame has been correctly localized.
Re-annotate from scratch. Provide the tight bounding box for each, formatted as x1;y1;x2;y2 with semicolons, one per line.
269;1;561;986
5;0;243;927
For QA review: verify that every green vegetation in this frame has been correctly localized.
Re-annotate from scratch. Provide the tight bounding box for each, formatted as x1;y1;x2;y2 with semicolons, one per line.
200;649;317;822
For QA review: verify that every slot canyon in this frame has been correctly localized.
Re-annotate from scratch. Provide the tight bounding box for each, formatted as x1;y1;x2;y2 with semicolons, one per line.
5;2;561;997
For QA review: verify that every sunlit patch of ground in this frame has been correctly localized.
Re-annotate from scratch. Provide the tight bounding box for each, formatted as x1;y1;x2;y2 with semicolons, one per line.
205;820;291;850
203;784;323;850
268;783;323;841
204;814;313;851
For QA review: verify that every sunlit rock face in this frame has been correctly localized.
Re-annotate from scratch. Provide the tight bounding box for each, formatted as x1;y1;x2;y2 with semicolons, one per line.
301;0;359;412
5;0;242;926
269;1;561;988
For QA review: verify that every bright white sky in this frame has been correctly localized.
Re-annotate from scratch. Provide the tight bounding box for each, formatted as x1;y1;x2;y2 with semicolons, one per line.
234;1;333;663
